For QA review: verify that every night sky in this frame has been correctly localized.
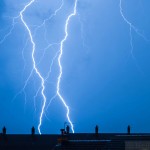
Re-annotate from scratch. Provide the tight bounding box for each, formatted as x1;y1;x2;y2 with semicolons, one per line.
0;0;150;134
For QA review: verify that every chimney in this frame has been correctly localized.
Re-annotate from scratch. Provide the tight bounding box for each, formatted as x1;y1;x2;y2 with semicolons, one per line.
95;125;99;134
127;125;131;135
31;126;35;135
66;125;70;134
2;126;6;135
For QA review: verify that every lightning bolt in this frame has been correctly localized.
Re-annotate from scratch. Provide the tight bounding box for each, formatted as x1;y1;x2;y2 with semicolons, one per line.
19;0;46;135
56;0;78;134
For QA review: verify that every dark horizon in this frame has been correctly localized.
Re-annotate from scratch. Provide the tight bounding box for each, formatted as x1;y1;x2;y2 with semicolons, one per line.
1;128;150;150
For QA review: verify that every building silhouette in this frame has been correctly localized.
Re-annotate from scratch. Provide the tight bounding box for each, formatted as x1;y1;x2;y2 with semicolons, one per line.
1;126;150;150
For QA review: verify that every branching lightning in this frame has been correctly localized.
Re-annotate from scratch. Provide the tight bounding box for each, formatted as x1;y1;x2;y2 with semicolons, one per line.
1;0;78;134
0;17;18;44
119;0;149;56
119;0;150;73
56;0;78;134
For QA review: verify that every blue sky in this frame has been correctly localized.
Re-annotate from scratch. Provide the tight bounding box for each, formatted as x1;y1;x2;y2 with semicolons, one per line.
0;0;150;134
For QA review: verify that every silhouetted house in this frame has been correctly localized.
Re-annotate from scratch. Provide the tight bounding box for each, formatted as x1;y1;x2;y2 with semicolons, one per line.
1;126;150;150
